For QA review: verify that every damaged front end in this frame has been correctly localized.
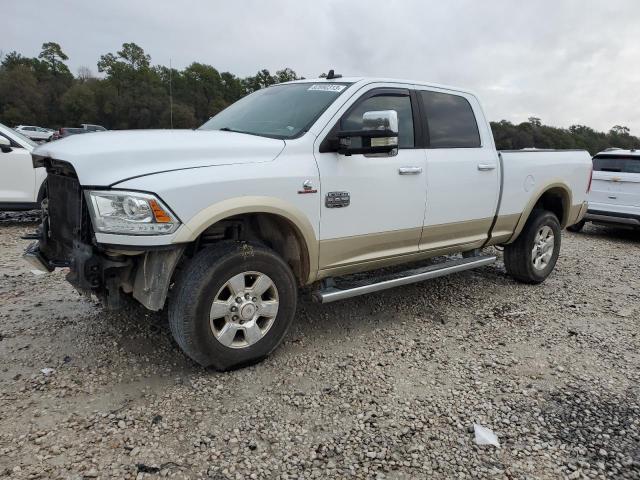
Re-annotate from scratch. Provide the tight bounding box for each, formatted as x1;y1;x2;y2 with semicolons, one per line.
24;158;184;311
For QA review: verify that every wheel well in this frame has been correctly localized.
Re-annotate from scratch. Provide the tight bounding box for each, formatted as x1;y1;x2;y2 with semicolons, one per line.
193;213;310;285
535;187;569;226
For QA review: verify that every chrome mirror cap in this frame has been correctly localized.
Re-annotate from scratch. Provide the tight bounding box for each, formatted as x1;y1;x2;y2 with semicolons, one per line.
362;110;399;134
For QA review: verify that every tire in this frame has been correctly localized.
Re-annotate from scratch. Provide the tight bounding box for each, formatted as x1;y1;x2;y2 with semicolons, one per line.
504;209;561;284
168;241;297;370
36;180;47;205
567;219;586;233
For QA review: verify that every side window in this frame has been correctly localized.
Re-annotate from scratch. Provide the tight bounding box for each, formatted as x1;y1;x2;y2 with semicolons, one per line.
419;91;481;148
341;94;414;148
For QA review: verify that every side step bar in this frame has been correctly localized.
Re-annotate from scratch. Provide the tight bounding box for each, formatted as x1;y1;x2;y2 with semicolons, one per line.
312;255;496;304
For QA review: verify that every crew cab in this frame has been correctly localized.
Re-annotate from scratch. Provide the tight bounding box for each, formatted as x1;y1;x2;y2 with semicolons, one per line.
0;123;47;211
568;149;640;231
24;76;592;370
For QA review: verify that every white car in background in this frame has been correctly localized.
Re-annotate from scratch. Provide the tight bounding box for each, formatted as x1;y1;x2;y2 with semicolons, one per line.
0;123;47;211
15;125;54;142
569;149;640;231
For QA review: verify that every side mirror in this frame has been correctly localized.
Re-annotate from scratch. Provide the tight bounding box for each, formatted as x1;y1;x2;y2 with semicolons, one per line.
337;110;399;156
0;136;12;153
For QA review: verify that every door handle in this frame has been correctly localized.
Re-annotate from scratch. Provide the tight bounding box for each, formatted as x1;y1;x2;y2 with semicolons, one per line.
477;163;496;171
398;167;423;175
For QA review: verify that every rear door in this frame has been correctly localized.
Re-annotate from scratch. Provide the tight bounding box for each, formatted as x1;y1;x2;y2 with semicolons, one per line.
590;153;640;215
414;87;500;251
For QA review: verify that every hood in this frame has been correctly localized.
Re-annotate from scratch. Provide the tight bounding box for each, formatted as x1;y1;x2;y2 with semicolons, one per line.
34;129;286;186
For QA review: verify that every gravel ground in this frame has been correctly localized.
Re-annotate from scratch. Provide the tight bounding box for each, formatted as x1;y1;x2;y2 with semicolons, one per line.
0;215;638;479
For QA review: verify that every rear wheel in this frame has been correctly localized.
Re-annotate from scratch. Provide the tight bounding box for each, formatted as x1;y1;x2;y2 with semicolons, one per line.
504;210;561;284
169;242;297;370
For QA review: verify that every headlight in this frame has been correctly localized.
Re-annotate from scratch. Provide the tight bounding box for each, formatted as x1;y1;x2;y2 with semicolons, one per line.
85;190;180;235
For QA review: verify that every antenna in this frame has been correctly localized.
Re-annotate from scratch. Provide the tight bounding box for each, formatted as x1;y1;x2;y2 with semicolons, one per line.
169;58;174;129
326;69;342;80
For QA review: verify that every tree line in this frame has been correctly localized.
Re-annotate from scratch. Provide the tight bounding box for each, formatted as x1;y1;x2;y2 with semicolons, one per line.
1;42;639;155
0;42;301;131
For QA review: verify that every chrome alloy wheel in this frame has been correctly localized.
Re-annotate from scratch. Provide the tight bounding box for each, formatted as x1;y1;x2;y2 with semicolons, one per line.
531;225;555;270
209;271;279;349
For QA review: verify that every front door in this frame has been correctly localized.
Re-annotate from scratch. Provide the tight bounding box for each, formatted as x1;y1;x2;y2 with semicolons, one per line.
314;87;427;271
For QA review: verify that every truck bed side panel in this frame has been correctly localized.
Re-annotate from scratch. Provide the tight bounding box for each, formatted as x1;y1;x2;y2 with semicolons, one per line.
494;150;591;243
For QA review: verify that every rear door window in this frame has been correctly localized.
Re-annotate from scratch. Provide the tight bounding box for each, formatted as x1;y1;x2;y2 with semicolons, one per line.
419;91;481;148
593;155;640;173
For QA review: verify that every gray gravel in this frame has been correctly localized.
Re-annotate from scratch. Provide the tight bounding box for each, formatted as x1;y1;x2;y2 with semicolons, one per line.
0;216;639;479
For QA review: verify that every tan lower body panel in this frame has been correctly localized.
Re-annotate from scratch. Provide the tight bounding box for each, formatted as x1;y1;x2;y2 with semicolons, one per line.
419;217;493;251
568;202;588;225
317;216;518;280
316;240;485;281
319;227;422;270
485;213;521;245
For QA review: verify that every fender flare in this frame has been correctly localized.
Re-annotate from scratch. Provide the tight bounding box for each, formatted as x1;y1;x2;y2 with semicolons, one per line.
506;181;572;243
173;196;319;283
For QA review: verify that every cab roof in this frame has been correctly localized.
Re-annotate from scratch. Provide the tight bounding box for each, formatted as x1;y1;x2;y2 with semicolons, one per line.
283;77;478;97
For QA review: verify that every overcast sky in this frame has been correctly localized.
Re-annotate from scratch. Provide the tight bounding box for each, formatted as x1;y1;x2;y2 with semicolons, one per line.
5;0;640;133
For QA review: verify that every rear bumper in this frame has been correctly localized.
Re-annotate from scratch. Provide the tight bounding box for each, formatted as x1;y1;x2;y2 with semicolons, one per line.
585;209;640;227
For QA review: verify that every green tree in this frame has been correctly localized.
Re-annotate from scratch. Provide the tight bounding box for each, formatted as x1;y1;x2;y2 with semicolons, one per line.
61;82;98;124
610;125;630;136
38;42;70;76
0;65;45;125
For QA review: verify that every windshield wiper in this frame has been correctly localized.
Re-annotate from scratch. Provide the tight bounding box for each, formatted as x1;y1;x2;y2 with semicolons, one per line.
216;127;279;139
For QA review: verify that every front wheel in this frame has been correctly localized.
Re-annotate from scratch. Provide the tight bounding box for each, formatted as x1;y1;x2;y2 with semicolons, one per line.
504;210;561;284
169;242;297;370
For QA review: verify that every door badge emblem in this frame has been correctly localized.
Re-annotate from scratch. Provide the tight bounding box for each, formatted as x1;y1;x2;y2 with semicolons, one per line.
325;191;350;208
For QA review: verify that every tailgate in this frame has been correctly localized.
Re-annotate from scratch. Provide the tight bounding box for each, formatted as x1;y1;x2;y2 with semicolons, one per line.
590;154;640;209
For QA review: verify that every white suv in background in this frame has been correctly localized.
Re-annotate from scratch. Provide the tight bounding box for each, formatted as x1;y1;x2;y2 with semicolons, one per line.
570;149;640;231
15;125;54;142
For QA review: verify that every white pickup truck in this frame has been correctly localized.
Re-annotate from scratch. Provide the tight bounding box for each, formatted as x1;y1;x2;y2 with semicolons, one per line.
25;76;592;369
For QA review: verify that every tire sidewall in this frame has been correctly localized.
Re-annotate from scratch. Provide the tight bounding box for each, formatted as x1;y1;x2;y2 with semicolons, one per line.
523;211;561;282
173;244;297;369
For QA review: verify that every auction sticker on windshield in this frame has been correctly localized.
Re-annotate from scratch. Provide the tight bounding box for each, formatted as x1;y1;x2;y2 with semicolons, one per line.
308;84;346;92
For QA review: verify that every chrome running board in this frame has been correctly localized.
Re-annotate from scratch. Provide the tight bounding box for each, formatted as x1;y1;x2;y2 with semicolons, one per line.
312;255;496;304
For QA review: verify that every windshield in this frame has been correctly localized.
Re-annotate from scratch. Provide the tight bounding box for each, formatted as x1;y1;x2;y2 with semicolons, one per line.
200;82;352;139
